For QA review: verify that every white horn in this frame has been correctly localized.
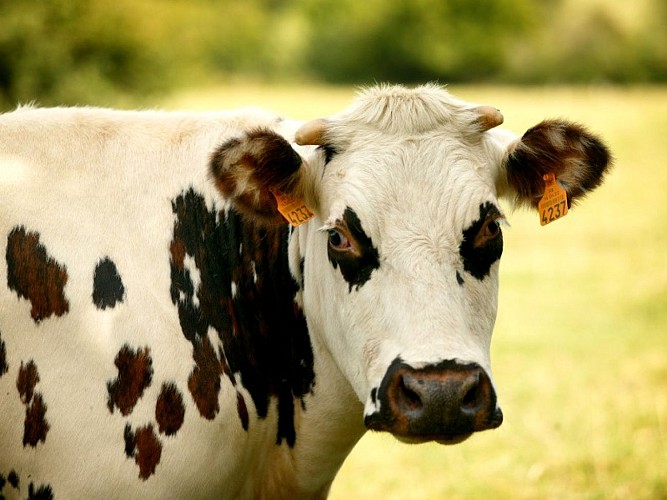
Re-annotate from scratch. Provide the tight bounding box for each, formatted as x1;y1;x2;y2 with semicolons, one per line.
474;106;504;132
295;119;327;146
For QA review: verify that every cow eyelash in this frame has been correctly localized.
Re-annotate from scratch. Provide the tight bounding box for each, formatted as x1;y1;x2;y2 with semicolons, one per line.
488;215;509;232
495;217;510;229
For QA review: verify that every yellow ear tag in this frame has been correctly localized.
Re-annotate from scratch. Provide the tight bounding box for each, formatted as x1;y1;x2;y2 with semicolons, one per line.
272;190;315;227
538;173;569;226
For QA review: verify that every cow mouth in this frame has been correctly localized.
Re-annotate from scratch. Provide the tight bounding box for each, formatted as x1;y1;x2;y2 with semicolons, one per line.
436;434;473;445
367;405;503;446
391;432;473;446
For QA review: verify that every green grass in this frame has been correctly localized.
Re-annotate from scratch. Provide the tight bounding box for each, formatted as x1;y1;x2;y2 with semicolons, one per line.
165;84;667;499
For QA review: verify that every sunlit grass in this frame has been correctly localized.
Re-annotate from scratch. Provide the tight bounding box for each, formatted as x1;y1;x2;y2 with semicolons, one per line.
165;83;667;499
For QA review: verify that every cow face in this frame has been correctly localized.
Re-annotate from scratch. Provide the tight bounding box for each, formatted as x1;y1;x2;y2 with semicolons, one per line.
210;84;610;445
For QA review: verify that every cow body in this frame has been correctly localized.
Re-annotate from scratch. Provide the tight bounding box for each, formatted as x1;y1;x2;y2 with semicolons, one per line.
0;86;610;499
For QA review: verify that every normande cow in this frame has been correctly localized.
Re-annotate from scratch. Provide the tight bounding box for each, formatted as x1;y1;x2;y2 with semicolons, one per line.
0;84;610;499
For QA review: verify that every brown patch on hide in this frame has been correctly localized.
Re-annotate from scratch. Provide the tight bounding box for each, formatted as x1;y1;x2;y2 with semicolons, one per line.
17;360;39;404
156;383;185;436
188;335;223;420
107;345;153;416
124;424;162;480
169;239;186;272
6;226;70;322
23;393;50;447
17;360;49;447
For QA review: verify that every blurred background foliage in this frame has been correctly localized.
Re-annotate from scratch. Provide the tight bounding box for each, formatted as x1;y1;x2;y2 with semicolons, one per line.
0;0;665;108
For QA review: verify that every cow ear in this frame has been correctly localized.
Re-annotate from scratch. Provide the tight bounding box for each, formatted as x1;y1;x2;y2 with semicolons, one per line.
502;120;612;208
210;129;307;225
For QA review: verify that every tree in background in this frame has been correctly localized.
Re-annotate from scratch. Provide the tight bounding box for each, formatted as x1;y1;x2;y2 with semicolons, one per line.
0;0;665;109
0;0;177;107
301;0;540;83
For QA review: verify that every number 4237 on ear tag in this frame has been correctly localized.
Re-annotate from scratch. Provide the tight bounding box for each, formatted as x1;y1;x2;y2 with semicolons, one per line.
272;190;315;227
538;173;569;226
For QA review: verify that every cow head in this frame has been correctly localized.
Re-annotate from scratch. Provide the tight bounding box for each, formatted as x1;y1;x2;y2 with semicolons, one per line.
210;84;610;445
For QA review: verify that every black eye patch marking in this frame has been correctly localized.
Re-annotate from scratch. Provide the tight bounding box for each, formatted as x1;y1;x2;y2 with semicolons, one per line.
327;207;380;292
459;202;504;281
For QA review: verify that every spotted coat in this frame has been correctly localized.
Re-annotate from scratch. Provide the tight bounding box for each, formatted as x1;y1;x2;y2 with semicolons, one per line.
0;86;610;499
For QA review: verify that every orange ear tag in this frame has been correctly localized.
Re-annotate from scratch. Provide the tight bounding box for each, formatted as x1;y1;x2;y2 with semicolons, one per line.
272;190;315;227
538;173;569;226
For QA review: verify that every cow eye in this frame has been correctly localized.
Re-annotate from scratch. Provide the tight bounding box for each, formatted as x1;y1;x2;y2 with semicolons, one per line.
485;220;501;238
328;229;351;251
475;217;503;247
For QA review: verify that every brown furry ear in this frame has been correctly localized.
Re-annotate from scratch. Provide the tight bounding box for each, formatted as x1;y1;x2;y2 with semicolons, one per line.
505;120;612;208
210;129;304;224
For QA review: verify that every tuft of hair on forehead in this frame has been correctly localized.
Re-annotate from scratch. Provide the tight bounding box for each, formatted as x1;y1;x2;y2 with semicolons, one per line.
330;83;478;137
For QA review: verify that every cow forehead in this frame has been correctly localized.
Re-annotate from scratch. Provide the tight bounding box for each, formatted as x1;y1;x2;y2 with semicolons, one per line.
327;83;487;137
319;136;500;243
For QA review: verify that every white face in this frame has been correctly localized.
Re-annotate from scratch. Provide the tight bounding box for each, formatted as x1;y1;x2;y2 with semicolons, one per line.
296;88;511;442
212;83;609;444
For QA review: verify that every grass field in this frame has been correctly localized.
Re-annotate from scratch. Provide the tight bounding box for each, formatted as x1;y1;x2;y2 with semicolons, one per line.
166;84;667;499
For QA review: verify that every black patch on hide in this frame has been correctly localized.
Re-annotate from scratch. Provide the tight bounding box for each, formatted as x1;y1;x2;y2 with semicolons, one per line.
459;203;503;280
169;188;315;447
92;257;125;309
328;207;380;292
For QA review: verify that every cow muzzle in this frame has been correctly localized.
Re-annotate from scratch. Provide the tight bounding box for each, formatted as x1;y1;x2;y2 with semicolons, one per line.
364;358;503;445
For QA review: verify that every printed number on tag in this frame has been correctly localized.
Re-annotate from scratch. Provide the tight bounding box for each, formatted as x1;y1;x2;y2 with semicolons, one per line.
538;173;569;226
272;190;315;227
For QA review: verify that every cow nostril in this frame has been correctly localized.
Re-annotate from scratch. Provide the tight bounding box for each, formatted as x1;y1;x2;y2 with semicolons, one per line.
461;376;483;412
398;376;422;411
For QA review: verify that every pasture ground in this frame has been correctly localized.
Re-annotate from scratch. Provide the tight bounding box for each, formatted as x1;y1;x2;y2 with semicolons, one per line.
164;84;667;499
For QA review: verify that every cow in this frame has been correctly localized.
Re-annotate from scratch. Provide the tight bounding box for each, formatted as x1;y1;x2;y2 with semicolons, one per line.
0;84;610;499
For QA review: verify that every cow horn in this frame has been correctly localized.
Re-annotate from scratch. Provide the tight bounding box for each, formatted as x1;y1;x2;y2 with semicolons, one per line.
295;119;327;146
473;106;504;132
